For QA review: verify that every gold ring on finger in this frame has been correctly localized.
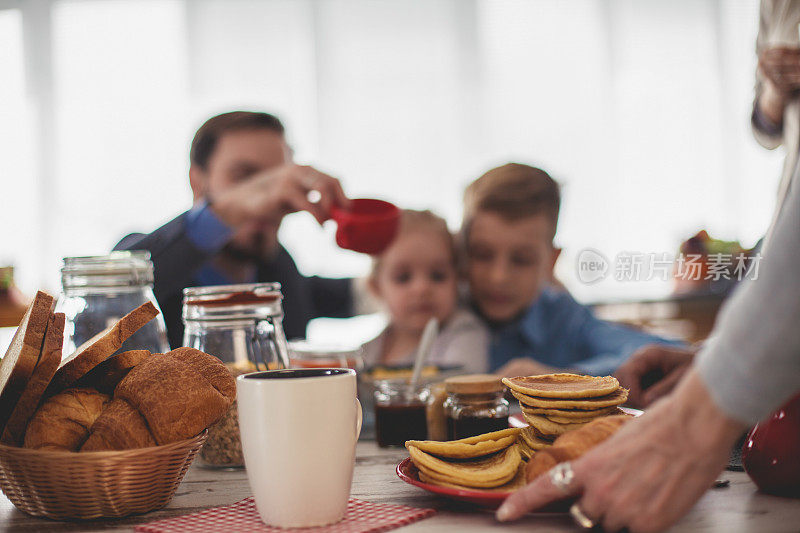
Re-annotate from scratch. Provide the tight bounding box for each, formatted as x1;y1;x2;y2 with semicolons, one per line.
569;502;597;530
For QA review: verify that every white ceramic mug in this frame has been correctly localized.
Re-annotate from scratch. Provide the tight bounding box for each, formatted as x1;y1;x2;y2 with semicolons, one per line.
237;368;362;528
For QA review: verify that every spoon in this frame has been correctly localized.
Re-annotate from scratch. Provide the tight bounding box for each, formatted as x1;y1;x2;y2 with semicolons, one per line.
409;317;439;398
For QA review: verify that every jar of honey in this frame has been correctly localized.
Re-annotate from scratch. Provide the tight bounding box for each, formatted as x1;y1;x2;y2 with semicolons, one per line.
444;374;509;440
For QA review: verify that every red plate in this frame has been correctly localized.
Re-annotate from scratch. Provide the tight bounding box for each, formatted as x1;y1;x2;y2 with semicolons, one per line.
397;408;644;510
396;457;512;508
509;406;643;428
396;458;570;511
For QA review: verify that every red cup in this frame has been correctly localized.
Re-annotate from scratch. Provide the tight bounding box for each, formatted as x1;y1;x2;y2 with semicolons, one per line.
742;392;800;496
331;199;400;254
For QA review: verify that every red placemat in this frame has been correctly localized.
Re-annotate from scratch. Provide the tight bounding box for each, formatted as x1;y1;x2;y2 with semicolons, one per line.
135;498;436;533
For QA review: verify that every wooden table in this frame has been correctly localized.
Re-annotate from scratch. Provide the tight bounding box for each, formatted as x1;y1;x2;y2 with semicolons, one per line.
1;441;798;532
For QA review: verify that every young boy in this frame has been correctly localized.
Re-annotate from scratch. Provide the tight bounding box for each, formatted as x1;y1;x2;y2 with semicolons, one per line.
462;163;681;377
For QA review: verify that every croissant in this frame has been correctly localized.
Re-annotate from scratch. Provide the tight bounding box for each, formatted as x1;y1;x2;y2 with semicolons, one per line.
80;347;235;451
525;415;631;482
24;388;111;451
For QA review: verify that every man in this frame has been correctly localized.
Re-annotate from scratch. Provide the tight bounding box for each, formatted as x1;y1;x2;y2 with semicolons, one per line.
115;111;353;348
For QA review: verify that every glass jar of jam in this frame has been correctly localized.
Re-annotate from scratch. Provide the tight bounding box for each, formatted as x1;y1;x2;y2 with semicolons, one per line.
373;380;429;447
444;374;509;440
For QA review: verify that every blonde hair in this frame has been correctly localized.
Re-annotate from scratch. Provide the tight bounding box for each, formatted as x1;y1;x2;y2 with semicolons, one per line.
463;163;561;240
369;209;456;280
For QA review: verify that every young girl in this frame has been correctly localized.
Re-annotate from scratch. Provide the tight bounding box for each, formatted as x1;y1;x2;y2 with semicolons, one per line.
361;209;489;373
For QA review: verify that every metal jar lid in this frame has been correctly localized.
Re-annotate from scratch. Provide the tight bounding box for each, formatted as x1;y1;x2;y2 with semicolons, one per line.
61;251;154;289
182;282;284;322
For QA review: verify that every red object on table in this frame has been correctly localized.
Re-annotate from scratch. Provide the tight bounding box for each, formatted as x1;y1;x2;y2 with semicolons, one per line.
135;497;435;533
397;457;513;509
742;392;800;496
396;458;570;511
331;199;400;254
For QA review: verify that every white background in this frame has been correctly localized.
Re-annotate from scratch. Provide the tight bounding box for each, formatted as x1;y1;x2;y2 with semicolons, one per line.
0;0;785;313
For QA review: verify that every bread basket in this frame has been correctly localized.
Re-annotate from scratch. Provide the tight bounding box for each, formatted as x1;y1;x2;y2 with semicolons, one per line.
0;430;208;520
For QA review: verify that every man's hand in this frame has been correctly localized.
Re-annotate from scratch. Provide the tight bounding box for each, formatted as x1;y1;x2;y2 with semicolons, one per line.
758;47;800;124
496;370;746;532
615;344;696;408
495;358;557;378
760;47;800;95
211;164;349;229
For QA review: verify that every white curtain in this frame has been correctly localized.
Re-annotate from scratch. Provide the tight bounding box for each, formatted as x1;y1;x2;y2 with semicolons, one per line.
0;0;784;305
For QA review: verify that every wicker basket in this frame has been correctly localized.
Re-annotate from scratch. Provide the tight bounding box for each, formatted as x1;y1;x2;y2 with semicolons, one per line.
0;430;208;520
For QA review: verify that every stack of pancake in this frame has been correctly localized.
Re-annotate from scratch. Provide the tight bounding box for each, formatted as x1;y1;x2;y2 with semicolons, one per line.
501;374;628;459
405;428;526;491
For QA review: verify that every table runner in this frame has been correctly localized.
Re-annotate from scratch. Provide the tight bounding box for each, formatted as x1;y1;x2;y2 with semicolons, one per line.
135;497;436;533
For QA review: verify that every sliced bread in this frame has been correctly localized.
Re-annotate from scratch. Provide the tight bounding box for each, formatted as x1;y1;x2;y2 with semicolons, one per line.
74;349;152;395
0;291;54;434
45;301;159;397
1;312;65;445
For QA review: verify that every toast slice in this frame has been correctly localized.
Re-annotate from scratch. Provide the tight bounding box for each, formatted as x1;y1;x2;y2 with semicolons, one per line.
0;291;54;435
1;312;65;445
74;349;152;395
45;301;159;397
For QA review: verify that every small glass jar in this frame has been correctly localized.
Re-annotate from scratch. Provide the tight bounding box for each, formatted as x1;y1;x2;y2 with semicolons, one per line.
373;380;429;447
290;340;370;430
425;382;448;441
182;282;292;468
444;374;509;440
288;340;365;372
57;252;169;355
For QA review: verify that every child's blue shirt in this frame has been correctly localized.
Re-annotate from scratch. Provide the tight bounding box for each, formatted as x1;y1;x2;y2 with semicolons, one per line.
488;288;683;375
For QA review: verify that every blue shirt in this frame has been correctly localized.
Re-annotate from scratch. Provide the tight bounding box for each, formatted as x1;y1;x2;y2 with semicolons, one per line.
184;200;249;286
488;288;683;375
185;200;233;254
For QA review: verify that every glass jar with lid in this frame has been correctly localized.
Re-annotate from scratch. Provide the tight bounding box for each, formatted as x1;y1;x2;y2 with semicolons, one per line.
57;251;169;355
182;282;292;468
373;381;429;447
288;340;364;371
443;374;509;440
